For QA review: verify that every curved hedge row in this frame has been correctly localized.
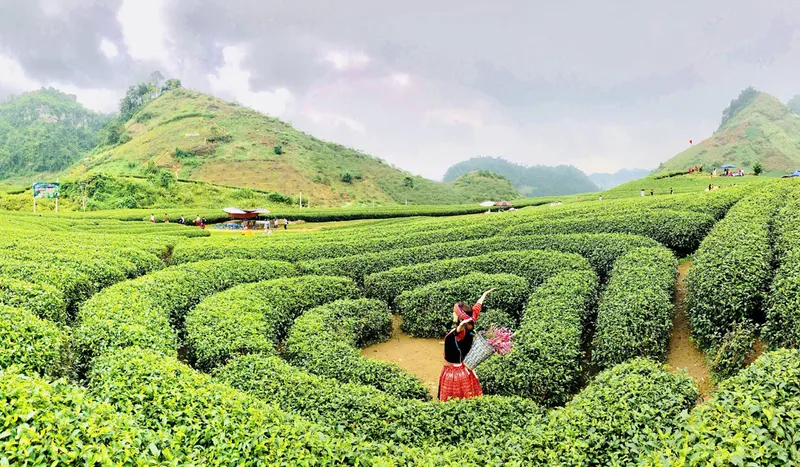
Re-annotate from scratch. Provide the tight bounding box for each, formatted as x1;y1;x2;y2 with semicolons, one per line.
364;249;589;303
643;349;800;465
591;247;677;368
0;306;69;378
686;189;785;354
503;210;715;253
0;277;67;324
483;358;699;466
185;275;360;371
396;272;529;337
72;259;297;377
284;298;430;400
763;194;800;349
477;270;598;405
216;353;543;446
302;233;657;282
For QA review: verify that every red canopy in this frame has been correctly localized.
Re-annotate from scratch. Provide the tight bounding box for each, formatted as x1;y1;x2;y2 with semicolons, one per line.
223;207;269;219
494;201;512;207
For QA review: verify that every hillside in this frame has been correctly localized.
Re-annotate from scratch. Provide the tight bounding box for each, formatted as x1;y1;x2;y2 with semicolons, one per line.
443;156;598;196
657;90;800;174
73;88;507;206
0;88;109;179
451;170;519;202
589;169;650;190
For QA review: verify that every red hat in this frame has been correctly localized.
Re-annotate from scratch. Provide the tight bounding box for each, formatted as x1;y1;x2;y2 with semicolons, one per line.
454;303;473;322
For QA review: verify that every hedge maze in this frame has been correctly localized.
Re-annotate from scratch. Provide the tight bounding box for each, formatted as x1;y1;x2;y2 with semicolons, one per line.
2;183;800;464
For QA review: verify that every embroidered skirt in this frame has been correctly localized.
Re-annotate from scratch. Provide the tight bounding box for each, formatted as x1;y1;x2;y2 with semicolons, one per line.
438;362;482;401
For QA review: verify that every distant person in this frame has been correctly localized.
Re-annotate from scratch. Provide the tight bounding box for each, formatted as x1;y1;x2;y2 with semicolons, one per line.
164;213;169;223
283;219;288;230
708;184;712;191
599;195;603;201
640;189;645;197
670;187;673;195
194;216;201;227
179;215;185;225
150;213;155;223
650;189;654;196
201;217;206;230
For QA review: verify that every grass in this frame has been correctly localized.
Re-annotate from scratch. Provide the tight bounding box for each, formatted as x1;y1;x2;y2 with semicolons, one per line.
603;173;770;199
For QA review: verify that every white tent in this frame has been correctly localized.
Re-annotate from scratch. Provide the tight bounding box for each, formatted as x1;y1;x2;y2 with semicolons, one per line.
480;201;495;207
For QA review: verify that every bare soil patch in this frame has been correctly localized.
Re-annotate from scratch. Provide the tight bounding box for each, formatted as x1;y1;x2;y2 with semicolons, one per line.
666;261;714;400
362;315;444;398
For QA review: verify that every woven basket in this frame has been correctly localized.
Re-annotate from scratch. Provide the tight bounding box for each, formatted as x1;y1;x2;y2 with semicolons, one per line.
463;331;496;370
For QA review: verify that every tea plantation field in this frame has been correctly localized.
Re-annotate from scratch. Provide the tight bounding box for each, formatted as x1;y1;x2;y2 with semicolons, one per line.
2;179;800;465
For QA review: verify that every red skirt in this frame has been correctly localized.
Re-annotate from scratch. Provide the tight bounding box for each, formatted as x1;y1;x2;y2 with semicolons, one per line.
438;362;482;401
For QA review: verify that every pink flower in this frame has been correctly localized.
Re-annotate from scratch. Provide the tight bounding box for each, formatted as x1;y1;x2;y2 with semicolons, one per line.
483;326;515;355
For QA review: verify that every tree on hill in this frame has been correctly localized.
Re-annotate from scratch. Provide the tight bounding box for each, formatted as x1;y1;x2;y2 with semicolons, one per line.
719;86;759;130
789;95;800;115
118;71;181;122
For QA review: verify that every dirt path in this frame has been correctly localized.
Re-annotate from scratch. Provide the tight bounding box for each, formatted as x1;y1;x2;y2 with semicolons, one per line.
666;261;714;400
362;316;444;398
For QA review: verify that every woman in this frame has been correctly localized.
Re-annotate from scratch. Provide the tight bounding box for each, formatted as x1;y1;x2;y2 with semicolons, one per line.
438;288;494;401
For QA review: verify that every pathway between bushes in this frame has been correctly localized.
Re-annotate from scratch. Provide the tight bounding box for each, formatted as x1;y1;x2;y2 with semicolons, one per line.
362;315;443;398
665;261;714;400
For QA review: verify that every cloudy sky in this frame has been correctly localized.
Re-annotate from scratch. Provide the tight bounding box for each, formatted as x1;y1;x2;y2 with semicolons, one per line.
1;0;799;179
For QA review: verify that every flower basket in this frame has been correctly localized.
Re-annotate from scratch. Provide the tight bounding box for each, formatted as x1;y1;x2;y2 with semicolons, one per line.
463;332;495;370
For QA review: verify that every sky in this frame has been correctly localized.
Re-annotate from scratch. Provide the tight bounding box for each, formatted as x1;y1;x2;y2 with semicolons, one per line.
1;0;799;180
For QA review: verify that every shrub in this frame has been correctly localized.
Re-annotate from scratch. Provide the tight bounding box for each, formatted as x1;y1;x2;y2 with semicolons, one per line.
0;277;68;324
708;321;757;381
0;306;69;378
686;189;784;352
396;272;529;338
284;299;430;400
341;172;353;183
478;270;598;405
216;354;543;446
503;210;715;254
753;161;763;175
185;276;359;371
273;145;283;155
591;247;677;369
72;259;297;378
364;250;589;303
643;349;800;466
0;369;163;465
763;193;800;349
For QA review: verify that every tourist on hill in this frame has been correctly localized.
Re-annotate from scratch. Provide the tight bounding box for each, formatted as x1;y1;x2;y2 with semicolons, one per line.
438;288;494;401
201;217;206;230
670;187;673;195
150;213;155;223
164;213;169;223
283;219;288;230
194;216;201;227
650;189;654;196
640;189;645;197
179;215;185;225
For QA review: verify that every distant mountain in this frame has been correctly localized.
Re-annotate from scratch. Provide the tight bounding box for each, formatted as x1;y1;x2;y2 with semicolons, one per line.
443;156;598;197
72;87;513;206
589;169;651;190
0;88;109;178
451;170;520;202
657;88;800;174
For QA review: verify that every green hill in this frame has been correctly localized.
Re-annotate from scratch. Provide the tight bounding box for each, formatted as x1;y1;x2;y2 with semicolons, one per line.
0;88;109;179
443;156;598;196
73;88;508;206
451;170;519;202
657;89;800;174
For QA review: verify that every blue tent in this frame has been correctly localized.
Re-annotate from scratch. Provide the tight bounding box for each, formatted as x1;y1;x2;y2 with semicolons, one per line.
790;170;800;177
720;164;736;168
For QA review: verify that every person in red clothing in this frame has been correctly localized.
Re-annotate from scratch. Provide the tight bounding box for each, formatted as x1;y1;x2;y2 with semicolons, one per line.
438;288;494;401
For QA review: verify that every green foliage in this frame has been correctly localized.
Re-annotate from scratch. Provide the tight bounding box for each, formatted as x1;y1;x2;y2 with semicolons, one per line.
161;78;182;93
0;277;67;323
0;88;109;177
686;189;784;352
284;298;430;400
185;275;359;371
273;144;283;155
451;170;520;201
591;247;677;368
789;94;800;114
720;86;759;130
217;353;542;445
644;349;800;466
0;306;69;377
72;259;297;378
396;272;529;337
753;161;763;175
478;270;598;405
341;171;353;183
708;321;757;381
364;249;590;303
443;156;598;197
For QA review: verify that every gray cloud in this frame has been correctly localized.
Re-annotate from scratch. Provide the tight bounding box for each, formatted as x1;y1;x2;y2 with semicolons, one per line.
1;0;800;177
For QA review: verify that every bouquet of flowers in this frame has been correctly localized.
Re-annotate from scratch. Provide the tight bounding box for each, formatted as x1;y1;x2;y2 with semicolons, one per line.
483;326;515;355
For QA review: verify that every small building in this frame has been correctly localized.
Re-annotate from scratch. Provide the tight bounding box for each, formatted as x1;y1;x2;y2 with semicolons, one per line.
222;207;270;220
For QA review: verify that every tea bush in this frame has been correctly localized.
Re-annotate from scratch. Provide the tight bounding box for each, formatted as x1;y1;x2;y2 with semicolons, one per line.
284;299;430;400
478;270;598;405
643;349;800;466
763;193;800;349
396;272;529;337
0;277;67;323
591;247;677;368
364;249;589;303
185;275;359;370
0;306;69;378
